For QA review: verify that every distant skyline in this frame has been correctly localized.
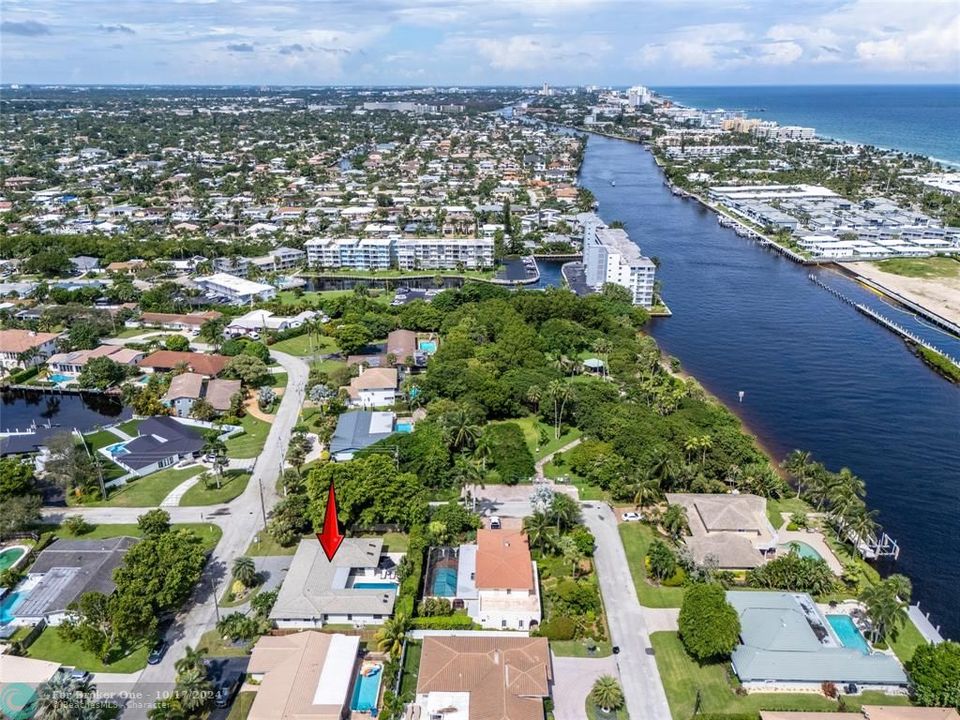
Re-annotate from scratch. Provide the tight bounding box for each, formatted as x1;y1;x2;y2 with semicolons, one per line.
2;0;958;86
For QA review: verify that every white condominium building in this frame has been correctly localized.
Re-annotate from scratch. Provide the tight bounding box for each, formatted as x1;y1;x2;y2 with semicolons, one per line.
582;216;656;308
195;273;276;304
305;236;494;271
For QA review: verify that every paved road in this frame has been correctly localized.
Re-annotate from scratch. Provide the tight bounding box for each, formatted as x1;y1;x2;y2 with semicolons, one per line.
583;502;672;720
551;654;617;720
58;351;309;718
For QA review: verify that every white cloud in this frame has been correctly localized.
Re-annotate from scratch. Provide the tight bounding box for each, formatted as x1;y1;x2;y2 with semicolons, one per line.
472;33;610;71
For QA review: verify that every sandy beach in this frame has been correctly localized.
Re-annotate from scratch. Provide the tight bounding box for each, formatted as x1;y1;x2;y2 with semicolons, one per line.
841;261;960;328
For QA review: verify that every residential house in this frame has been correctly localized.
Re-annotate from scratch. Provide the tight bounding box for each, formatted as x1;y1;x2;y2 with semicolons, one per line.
163;372;205;417
105;416;205;476
246;632;360;720
195;273;276;304
0;329;61;374
727;591;908;690
138;350;230;377
414;636;552;720
47;346;144;378
270;538;399;628
226;309;320;338
11;537;138;626
386;329;417;366
329;410;396;462
0;656;63;719
204;378;242;414
665;493;778;569
347;367;398;408
132;311;222;332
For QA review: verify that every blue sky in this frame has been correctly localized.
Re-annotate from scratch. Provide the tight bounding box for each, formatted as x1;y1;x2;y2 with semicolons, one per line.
2;0;958;86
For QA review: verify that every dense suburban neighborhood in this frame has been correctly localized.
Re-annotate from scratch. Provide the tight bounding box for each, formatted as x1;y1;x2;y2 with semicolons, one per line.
0;85;957;720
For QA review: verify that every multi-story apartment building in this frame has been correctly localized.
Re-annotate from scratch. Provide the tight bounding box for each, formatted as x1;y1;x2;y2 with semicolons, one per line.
582;216;656;308
304;237;394;270
305;236;493;271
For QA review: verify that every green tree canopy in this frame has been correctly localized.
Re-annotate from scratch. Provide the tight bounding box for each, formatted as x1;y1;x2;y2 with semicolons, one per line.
678;583;741;661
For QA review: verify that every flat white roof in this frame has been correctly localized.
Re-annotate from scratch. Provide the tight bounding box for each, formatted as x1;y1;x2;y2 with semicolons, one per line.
369;411;395;434
313;634;360;705
197;273;273;295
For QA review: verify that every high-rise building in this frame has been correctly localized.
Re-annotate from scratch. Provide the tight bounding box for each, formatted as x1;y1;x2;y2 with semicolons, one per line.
627;85;651;107
582;215;656;307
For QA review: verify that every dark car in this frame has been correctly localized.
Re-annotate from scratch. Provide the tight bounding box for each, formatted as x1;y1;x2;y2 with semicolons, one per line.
214;672;242;708
147;640;168;665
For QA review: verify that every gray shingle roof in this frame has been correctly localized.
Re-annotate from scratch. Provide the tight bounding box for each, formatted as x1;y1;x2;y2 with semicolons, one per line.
329;411;394;456
120;416;204;470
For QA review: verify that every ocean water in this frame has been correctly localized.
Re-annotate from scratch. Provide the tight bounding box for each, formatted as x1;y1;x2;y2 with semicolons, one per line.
655;85;960;165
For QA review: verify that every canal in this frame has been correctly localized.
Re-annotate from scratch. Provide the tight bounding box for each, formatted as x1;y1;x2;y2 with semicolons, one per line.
579;133;960;639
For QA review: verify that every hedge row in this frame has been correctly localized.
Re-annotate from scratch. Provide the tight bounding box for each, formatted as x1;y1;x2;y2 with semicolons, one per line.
411;615;477;630
396;525;427;617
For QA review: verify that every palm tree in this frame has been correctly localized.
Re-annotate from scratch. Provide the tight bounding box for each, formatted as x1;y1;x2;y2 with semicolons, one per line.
441;408;480;453
590;675;625;712
662;504;689;541
232;555;258;588
557;535;584;579
523;512;557;554
473;432;494;472
546;379;571;440
591;338;612;379
201;437;228;488
375;612;411;660
783;449;813;498
35;673;95;720
174;645;208;676
632;471;662;511
174;667;213;713
859;579;908;644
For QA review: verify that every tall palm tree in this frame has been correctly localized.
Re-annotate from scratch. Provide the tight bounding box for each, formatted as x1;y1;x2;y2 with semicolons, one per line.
35;674;93;720
557;535;584;579
662;504;689;541
546;379;571;440
375;612;411;660
783;449;813;498
473;432;494;472
174;667;213;713
589;675;625;712
441;408;480;453
232;555;258;588
859;579;908;644
632;471;662;511
523;512;557;554
174;645;208;676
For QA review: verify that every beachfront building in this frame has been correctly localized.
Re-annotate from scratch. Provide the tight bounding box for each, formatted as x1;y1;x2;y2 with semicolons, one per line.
727;590;908;691
269;538;400;629
195;272;276;304
414;636;552;720
582;215;656;308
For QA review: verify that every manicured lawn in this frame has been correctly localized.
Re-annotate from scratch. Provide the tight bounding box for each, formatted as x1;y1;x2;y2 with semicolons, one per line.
246;532;302;557
225;414;271;458
226;691;256;720
361;531;408;553
27;627;149;673
618;522;685;608
650;632;910;719
112;327;153;338
399;641;422;697
84;429;124;451
270;333;338;357
196;628;253;658
50;522;223;553
311;358;347;375
550;639;613;658
116;418;142;437
270;372;288;389
544;461;609;501
180;471;250;506
889;614;928;665
83;467;202;507
765;496;812;529
495;415;582;461
873;255;960;279
585;700;628;720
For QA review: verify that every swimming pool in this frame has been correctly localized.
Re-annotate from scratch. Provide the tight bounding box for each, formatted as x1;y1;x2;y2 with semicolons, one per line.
0;547;26;572
418;340;437;353
432;567;458;597
104;442;129;457
48;373;74;384
779;541;823;561
350;663;383;713
352;582;398;591
396;422;413;433
0;591;25;624
827;614;870;655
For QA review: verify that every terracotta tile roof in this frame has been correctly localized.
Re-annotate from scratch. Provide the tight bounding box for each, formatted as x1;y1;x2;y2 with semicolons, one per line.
416;636;551;720
138;350;230;377
475;530;534;591
140;311;222;327
347;367;398;398
386;329;416;359
0;329;60;354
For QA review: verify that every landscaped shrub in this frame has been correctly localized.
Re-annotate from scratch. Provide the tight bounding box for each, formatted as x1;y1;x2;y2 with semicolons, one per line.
661;566;687;587
536;616;576;641
678;583;741;661
411;615;475;630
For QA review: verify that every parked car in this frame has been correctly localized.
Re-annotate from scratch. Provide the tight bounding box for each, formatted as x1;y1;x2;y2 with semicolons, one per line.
67;668;92;684
488;515;502;530
214;673;242;708
147;640;168;665
621;512;642;522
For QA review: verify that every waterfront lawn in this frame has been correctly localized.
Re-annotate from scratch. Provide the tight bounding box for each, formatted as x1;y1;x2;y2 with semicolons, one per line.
179;470;250;506
650;632;911;719
116;418;142;437
50;522;223;553
84;429;123;451
874;256;960;280
270;333;338;357
889;614;928;665
84;467;202;508
765;496;812;529
399;641;422;698
225;414;271;458
489;415;581;462
618;522;685;608
28;627;149;673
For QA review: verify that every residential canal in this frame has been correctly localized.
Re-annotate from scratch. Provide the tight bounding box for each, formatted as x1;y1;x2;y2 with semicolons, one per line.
579;133;960;640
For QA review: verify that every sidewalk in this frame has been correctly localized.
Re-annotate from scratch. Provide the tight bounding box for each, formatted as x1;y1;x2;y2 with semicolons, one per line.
160;472;204;507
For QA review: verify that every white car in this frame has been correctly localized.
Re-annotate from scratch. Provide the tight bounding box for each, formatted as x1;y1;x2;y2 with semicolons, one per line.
621;512;642;522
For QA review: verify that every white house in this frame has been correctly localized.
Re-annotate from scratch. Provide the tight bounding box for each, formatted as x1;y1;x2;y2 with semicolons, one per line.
0;329;61;374
195;272;276;304
346;367;398;408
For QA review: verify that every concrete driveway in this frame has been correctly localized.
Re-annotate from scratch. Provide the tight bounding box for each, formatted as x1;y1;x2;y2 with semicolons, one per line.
583;503;672;720
551;654;617;720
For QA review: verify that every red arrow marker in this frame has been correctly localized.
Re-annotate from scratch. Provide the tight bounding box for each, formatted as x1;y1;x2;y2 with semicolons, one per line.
317;480;345;561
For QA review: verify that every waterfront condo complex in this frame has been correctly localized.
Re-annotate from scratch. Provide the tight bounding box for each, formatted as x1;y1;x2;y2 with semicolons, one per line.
582;214;657;307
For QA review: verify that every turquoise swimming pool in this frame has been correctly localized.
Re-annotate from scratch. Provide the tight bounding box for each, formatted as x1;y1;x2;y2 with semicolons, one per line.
827;614;870;655
418;340;437;353
396;422;413;433
48;373;73;384
432;567;458;597
0;591;25;624
0;547;26;572
104;442;129;457
353;582;397;591
779;541;823;561
350;663;382;713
